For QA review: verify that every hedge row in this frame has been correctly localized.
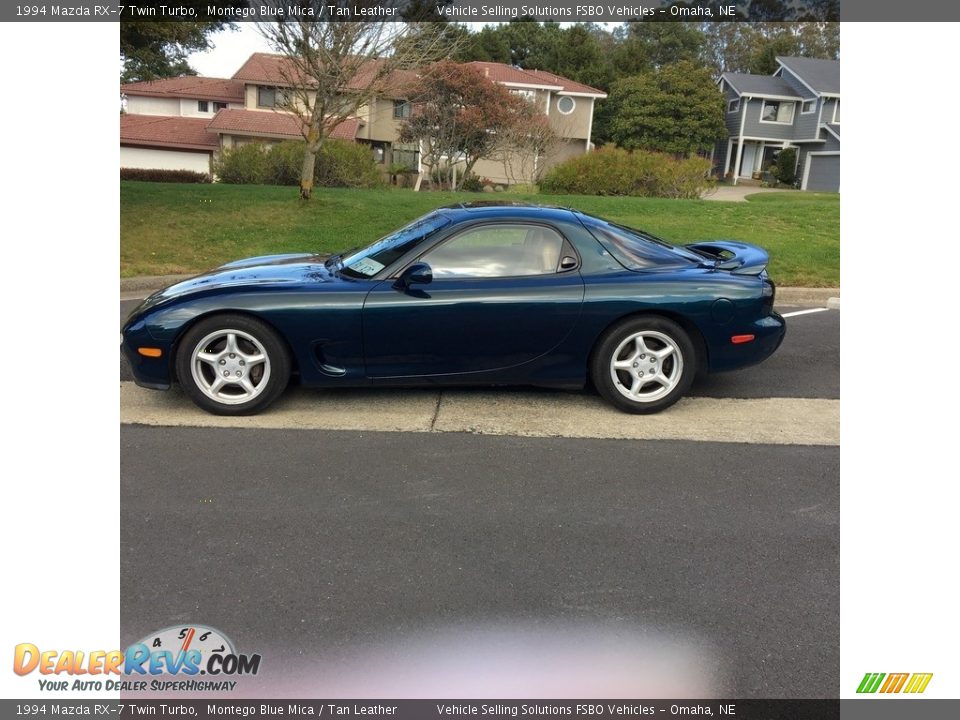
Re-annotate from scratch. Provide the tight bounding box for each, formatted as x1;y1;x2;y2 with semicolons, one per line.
213;140;382;188
539;147;713;199
120;168;211;183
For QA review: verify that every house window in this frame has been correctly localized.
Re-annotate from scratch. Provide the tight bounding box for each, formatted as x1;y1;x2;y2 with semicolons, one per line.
832;100;840;123
392;143;418;171
727;98;740;113
370;143;386;164
511;89;537;103
198;100;209;112
258;86;283;108
801;99;816;114
393;99;411;119
557;96;576;115
213;102;228;112
760;100;795;124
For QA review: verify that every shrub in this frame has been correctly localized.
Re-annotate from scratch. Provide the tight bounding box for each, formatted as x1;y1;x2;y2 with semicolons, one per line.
774;148;798;186
214;140;382;188
539;146;712;199
263;140;305;186
213;142;270;185
120;168;211;183
460;174;484;192
313;140;383;189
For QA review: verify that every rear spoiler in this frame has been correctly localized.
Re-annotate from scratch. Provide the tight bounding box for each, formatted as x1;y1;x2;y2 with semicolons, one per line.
685;241;769;276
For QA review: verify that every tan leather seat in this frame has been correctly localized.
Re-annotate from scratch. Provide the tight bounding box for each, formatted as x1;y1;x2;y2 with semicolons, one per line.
523;228;561;273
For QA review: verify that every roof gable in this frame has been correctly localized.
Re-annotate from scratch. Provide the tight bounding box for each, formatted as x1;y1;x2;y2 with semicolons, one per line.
467;62;605;96
721;72;802;100
776;56;840;95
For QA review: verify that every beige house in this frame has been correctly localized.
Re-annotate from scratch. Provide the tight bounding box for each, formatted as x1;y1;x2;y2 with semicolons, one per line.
462;62;606;184
120;53;606;185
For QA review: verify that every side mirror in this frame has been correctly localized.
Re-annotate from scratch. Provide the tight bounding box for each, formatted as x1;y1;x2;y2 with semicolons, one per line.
393;262;433;290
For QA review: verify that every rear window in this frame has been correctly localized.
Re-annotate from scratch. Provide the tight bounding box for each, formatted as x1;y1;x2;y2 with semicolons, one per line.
579;215;700;270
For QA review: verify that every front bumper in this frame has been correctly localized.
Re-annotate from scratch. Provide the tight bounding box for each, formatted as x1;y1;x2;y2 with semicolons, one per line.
121;321;173;390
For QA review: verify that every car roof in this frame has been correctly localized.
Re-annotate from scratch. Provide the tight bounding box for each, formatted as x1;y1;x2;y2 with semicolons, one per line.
437;201;579;223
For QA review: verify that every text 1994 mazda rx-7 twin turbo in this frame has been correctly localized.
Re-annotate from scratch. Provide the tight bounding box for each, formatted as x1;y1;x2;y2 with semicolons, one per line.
122;202;785;415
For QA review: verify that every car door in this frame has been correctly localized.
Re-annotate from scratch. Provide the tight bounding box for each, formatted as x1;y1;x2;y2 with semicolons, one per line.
362;222;584;379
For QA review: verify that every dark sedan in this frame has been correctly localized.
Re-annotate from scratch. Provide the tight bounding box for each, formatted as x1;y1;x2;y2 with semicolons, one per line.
122;202;785;415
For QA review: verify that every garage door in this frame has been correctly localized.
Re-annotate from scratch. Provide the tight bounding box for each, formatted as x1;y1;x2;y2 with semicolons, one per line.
806;154;840;192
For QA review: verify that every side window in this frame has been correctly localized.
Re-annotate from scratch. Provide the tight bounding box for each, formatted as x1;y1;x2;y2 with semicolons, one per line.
423;224;565;278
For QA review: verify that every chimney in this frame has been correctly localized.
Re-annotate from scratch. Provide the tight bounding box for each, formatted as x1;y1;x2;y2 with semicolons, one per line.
484;67;489;78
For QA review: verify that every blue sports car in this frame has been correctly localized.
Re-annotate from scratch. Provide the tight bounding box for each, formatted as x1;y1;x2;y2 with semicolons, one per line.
122;202;785;415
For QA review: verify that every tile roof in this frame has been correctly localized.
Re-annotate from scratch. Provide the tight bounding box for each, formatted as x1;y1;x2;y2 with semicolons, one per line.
232;53;603;98
120;114;219;151
515;68;606;96
231;52;418;97
206;109;360;141
121;76;245;103
722;73;802;99
777;56;840;95
466;62;605;96
232;52;311;86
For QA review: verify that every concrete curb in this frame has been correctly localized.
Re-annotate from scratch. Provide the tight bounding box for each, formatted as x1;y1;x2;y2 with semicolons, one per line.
776;287;840;306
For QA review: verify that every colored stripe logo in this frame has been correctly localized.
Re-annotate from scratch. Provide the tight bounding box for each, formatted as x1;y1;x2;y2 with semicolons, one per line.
857;672;933;694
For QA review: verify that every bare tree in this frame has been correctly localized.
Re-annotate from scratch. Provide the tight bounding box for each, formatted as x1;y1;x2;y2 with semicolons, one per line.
491;113;579;187
257;3;454;199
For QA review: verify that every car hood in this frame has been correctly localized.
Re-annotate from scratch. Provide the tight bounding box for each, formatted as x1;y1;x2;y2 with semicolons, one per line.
129;253;343;319
162;253;341;294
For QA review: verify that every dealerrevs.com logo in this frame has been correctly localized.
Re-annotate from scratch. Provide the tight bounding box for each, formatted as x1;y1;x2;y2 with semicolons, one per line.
857;672;933;694
13;624;261;692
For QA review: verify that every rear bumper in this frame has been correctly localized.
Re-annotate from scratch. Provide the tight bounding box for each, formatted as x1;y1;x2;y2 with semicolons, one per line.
707;311;786;372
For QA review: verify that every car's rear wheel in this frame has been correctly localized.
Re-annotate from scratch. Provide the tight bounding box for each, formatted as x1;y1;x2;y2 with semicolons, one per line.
176;314;290;416
591;316;695;414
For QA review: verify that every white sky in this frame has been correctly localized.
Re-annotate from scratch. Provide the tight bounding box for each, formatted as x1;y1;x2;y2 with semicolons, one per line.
189;24;275;77
187;22;617;78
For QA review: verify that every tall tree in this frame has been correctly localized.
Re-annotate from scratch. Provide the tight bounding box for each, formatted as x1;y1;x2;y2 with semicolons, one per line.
613;22;707;76
702;22;839;74
120;21;228;82
529;24;613;90
258;4;455;199
456;24;512;63
398;61;537;190
607;61;726;155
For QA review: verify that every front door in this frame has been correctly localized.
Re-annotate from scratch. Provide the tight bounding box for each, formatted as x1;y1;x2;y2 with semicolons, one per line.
739;142;759;177
362;222;584;378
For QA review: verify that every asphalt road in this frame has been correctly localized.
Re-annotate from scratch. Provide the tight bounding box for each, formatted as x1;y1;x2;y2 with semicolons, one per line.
121;426;838;698
120;299;839;400
119;297;839;698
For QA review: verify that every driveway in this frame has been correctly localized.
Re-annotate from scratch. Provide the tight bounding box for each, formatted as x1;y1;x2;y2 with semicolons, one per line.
702;185;795;202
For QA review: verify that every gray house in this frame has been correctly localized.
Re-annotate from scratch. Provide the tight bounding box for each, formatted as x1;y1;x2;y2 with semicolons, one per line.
714;56;840;192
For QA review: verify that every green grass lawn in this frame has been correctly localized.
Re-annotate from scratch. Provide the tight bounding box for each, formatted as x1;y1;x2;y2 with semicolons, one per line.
121;182;839;286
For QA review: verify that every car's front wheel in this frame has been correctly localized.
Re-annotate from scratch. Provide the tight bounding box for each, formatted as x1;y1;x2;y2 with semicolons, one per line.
176;314;291;416
591;316;695;414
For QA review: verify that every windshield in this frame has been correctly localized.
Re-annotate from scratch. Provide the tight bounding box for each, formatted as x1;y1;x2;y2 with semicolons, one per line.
579;214;703;270
339;212;452;278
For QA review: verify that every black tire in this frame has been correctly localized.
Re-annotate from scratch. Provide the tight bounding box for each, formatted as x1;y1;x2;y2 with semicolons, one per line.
175;314;291;416
590;316;695;414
